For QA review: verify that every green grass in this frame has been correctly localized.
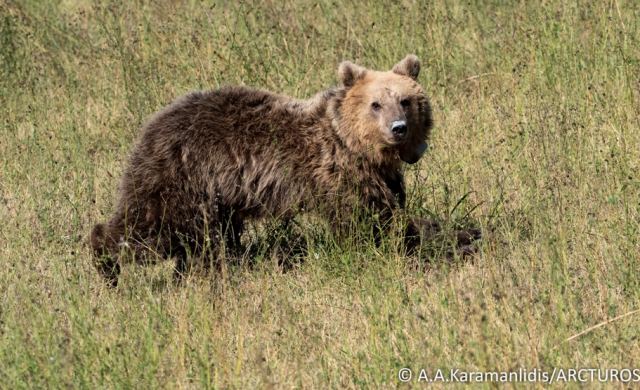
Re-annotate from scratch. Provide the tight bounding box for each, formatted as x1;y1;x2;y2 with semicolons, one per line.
1;0;639;388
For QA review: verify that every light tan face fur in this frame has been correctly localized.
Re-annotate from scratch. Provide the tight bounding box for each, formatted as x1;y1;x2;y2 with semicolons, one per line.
347;72;423;146
338;55;431;165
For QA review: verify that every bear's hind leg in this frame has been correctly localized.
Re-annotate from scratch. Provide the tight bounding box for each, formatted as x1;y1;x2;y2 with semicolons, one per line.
223;212;244;259
170;218;222;282
171;244;190;284
90;222;123;287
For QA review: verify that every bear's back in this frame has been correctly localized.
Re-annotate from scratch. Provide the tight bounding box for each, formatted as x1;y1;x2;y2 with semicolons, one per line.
121;85;332;218
140;86;323;149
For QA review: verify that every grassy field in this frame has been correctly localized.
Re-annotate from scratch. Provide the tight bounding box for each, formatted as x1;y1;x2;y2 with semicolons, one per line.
1;0;639;387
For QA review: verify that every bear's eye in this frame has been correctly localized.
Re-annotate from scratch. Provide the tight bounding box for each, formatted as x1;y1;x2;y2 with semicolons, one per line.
400;98;411;108
371;102;382;111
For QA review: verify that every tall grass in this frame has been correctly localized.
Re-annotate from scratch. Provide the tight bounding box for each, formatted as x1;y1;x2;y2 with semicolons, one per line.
1;0;639;387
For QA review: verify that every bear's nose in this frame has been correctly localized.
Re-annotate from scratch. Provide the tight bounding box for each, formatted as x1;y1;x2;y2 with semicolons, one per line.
391;121;407;138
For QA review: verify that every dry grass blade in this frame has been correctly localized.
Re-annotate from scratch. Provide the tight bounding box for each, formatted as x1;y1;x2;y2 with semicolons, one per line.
564;309;640;344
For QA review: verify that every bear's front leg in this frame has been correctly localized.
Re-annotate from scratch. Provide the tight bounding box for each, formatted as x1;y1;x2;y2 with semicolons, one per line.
404;217;482;258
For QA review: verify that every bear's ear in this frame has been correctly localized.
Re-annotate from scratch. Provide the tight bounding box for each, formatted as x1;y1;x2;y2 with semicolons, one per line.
338;61;367;88
392;54;420;80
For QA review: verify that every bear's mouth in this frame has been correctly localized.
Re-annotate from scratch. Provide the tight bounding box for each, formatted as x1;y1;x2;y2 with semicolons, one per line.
383;136;406;147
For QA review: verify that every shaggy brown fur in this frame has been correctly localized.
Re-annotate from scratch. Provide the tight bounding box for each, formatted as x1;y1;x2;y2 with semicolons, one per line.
91;55;479;286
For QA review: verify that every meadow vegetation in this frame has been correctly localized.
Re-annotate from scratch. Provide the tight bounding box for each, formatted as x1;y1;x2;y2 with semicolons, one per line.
1;0;639;387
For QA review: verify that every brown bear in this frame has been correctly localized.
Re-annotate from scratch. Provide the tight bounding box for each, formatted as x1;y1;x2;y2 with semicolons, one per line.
90;55;480;286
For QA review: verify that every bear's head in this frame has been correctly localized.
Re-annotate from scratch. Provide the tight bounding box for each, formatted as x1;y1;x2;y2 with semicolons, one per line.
336;55;432;165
